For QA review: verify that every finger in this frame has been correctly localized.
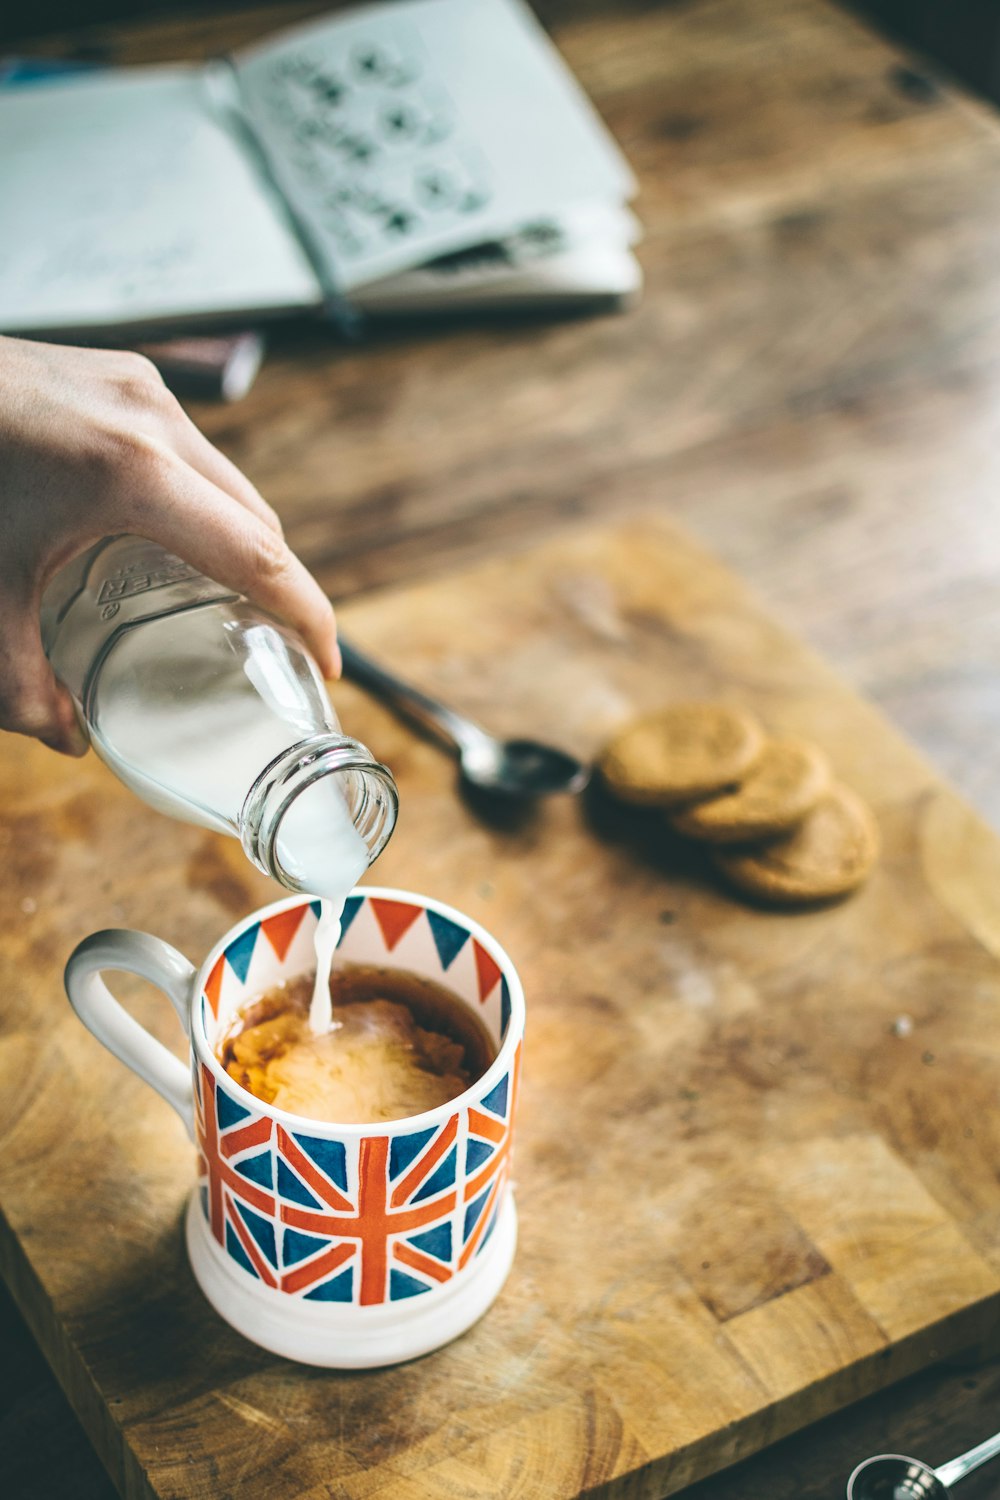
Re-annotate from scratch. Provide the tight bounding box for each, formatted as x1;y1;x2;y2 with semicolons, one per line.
122;448;341;679
169;417;285;537
0;606;89;756
103;349;285;538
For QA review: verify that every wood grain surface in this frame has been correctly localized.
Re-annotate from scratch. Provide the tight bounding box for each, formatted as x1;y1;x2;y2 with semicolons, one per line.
4;517;1000;1500
7;0;1000;1496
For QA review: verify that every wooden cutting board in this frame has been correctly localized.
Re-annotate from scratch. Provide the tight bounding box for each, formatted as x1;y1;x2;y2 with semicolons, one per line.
4;517;1000;1500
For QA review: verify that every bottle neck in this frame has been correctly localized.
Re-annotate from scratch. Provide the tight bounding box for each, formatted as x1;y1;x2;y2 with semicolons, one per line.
239;733;398;894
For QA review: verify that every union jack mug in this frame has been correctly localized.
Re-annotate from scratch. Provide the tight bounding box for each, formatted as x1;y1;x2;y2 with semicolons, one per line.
64;888;524;1368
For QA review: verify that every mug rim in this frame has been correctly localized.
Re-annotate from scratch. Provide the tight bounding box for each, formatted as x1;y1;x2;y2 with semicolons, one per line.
190;885;525;1139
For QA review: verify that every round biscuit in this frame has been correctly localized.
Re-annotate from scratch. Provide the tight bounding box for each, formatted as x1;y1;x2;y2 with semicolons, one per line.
712;782;879;904
670;737;830;843
599;703;765;807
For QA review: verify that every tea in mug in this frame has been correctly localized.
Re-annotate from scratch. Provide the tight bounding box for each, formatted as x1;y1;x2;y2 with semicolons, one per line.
218;963;495;1124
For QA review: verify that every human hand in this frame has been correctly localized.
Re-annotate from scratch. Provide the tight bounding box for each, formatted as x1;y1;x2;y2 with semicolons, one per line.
0;335;340;756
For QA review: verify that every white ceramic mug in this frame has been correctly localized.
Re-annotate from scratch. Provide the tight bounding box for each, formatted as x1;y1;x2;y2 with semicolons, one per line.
64;888;524;1368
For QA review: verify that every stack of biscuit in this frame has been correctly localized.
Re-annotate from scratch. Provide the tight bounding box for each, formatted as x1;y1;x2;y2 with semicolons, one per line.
598;703;879;906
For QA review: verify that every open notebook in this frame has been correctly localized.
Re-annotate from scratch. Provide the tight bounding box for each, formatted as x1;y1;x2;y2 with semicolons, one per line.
0;0;640;336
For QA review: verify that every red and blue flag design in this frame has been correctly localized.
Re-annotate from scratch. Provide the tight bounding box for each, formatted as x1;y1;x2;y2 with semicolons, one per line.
277;1114;461;1304
195;1062;279;1288
460;1043;520;1269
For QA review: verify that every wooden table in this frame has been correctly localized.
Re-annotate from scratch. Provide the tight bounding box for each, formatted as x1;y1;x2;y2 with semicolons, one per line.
5;0;1000;1496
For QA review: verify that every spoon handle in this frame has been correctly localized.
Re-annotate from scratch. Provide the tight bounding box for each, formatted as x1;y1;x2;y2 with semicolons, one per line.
338;637;485;754
936;1431;1000;1489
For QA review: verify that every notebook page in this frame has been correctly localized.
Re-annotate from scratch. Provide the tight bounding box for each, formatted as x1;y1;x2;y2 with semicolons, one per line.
0;66;321;335
233;0;636;293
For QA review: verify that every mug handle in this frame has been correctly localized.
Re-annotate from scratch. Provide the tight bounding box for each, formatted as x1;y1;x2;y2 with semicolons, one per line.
64;930;198;1140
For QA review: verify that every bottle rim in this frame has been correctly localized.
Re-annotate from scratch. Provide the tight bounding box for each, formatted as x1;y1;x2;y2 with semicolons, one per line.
240;734;398;891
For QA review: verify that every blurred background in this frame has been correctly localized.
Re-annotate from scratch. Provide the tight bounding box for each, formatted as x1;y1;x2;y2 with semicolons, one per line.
4;1;1000;110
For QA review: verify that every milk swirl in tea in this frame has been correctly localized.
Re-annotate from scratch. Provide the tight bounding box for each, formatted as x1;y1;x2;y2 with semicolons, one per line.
219;963;496;1123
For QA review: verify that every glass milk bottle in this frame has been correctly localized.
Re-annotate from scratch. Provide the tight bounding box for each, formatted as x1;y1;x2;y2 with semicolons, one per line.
40;536;397;901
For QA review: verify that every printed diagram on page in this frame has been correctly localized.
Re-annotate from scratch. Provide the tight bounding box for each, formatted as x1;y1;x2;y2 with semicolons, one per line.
254;29;493;265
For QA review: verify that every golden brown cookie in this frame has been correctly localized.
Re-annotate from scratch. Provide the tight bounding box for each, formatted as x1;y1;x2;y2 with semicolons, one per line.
670;737;831;844
598;703;766;807
712;782;879;904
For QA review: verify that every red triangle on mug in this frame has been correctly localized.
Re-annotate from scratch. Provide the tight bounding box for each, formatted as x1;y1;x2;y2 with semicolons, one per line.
204;955;225;1018
370;898;422;952
261;906;307;962
473;941;502;1004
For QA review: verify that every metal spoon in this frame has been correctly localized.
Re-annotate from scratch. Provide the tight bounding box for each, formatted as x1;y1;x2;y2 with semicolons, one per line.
847;1431;1000;1500
338;637;590;798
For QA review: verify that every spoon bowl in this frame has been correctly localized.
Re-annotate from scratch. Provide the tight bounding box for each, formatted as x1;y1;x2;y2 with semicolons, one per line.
847;1456;945;1500
459;736;591;797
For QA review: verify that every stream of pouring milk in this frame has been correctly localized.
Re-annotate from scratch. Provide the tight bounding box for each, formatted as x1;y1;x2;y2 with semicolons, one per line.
245;773;370;1034
310;902;345;1034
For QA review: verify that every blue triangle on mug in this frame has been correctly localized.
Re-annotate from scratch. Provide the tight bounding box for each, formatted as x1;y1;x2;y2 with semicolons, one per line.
234;1200;277;1267
466;1137;495;1175
234;1151;273;1190
463;1184;491;1241
339;894;363;940
412;1146;457;1203
225;1223;256;1278
292;1133;348;1192
216;1088;251;1131
282;1226;328;1267
225;925;258;985
305;1267;354;1302
390;1269;432;1300
409;1222;452;1263
480;1074;508;1119
426;909;470;971
277;1158;323;1209
390;1125;436;1179
477;1203;499;1255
